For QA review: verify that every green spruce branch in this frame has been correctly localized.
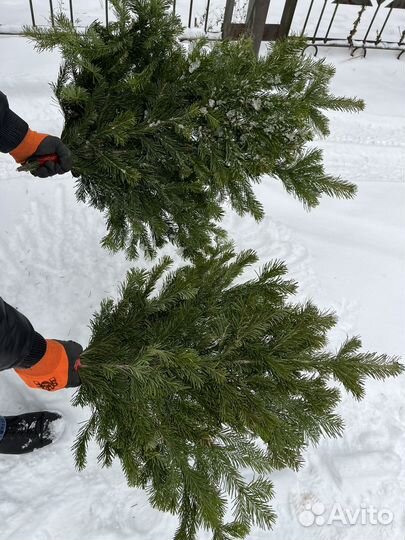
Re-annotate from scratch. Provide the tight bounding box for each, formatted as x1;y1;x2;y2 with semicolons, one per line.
26;0;363;259
72;242;402;539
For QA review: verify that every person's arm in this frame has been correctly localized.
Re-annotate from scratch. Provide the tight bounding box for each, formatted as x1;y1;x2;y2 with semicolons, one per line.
0;91;29;153
0;91;72;177
0;298;82;390
0;297;46;371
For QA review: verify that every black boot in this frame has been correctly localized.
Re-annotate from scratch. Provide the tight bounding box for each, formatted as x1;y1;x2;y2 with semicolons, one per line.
0;412;63;454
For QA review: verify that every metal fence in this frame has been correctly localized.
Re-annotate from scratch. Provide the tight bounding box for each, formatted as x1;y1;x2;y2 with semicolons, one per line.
0;0;404;58
291;0;405;59
222;0;405;58
28;0;106;27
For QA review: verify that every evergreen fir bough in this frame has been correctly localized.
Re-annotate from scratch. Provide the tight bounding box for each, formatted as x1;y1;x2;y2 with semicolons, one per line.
73;243;401;539
26;0;364;258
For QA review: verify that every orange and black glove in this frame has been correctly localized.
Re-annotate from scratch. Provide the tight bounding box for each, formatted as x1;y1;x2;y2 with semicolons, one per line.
11;130;72;178
14;340;82;392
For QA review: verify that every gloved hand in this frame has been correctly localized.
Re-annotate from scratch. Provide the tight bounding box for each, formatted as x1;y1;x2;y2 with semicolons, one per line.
14;340;82;392
10;130;72;178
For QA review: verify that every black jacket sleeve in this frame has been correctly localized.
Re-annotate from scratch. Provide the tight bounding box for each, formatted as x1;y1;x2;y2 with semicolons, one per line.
0;91;29;153
0;298;46;371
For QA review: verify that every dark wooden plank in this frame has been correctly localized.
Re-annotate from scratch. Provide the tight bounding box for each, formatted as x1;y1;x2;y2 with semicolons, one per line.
278;0;298;38
245;0;271;55
227;23;279;41
222;0;236;39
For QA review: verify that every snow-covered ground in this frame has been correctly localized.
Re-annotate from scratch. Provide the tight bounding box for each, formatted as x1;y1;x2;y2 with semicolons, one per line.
0;5;404;540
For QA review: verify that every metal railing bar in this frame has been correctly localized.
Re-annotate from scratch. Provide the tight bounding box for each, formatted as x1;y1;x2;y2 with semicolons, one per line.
301;0;314;36
28;0;36;26
173;0;176;15
312;0;328;42
376;7;393;44
69;0;74;23
172;35;405;49
105;0;109;26
49;0;55;26
303;37;405;52
362;5;381;43
188;0;194;27
324;3;339;42
204;0;211;32
313;36;402;45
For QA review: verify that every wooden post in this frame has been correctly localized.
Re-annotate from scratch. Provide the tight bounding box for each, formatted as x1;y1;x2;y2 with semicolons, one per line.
245;0;271;56
222;0;297;47
222;0;235;39
278;0;298;39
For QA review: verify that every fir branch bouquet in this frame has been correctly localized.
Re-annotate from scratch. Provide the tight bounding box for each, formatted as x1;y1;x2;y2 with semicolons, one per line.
26;0;363;258
73;243;401;539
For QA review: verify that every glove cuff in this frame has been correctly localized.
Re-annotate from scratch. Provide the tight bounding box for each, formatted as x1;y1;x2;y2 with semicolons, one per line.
18;331;47;369
10;129;48;164
14;340;69;391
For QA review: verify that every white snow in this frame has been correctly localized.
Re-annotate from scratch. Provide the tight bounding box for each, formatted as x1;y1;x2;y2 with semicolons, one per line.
0;5;404;540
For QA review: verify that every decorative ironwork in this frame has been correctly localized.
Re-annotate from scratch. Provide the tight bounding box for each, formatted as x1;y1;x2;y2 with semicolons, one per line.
297;0;405;58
